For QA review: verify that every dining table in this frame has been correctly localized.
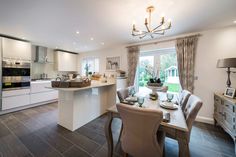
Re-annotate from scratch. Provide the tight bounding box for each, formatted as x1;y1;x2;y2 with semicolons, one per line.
104;92;190;157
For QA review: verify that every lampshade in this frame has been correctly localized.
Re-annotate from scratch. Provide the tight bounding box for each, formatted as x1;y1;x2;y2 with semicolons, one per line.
216;58;236;68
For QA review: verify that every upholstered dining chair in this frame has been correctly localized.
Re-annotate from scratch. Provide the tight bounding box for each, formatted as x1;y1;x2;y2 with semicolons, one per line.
117;103;165;157
177;90;191;111
183;95;203;139
117;86;135;103
167;95;202;154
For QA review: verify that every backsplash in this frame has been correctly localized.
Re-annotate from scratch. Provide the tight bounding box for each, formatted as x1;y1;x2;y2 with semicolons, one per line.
31;46;58;79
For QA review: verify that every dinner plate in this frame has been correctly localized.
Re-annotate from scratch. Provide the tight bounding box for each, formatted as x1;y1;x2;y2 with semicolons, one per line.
160;101;178;110
125;97;138;102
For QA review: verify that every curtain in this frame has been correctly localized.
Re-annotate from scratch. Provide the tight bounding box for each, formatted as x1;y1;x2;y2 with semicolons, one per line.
127;46;140;86
175;35;198;93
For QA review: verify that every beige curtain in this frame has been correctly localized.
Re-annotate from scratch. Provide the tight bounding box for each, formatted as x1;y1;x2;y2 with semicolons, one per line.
175;35;198;93
127;46;140;86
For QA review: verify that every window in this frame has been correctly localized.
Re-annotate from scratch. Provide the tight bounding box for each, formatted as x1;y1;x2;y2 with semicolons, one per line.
138;48;181;94
81;57;99;76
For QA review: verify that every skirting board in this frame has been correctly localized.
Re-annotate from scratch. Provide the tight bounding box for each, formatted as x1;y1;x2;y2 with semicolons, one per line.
196;116;214;124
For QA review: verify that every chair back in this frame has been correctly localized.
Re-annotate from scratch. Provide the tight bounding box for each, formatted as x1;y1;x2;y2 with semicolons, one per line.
117;86;135;103
184;95;203;138
178;90;191;111
117;88;129;102
117;103;164;157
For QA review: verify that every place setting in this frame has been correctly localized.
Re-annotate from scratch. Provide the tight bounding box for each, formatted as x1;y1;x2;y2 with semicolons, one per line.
159;93;178;110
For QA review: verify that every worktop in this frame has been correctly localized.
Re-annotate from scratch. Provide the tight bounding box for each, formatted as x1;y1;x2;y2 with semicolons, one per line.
50;81;115;91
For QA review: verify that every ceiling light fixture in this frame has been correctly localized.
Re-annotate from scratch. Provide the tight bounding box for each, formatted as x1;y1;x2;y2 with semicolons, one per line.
90;37;94;41
101;42;105;45
132;6;172;39
76;31;80;34
234;20;236;24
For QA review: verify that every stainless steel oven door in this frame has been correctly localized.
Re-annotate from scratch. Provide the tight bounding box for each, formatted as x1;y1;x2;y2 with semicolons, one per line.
2;76;30;91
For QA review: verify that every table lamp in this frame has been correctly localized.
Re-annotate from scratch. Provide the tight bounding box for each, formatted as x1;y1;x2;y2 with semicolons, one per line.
217;58;236;87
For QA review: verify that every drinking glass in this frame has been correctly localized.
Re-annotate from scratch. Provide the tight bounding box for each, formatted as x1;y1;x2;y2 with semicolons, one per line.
137;97;145;107
167;93;174;102
129;88;136;97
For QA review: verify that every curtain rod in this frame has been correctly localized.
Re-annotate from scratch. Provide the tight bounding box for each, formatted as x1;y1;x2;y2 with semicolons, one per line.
126;33;201;48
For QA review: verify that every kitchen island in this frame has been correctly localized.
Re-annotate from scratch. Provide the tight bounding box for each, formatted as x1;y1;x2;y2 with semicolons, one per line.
51;81;116;131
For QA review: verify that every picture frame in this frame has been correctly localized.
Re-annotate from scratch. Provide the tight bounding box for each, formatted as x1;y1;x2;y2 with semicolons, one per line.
224;87;236;98
106;56;120;71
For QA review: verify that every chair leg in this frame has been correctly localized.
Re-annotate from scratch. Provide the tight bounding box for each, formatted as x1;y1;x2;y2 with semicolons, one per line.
123;152;128;157
118;123;123;143
163;142;165;157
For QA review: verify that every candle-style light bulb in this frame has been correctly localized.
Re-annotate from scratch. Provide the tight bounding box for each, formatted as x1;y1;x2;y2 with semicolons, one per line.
161;13;165;24
145;14;148;25
168;19;172;28
132;21;136;31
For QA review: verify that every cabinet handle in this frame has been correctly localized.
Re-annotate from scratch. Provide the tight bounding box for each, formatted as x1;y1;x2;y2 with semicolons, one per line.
225;104;229;107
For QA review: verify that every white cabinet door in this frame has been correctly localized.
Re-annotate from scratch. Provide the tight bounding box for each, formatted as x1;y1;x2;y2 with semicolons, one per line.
2;89;30;97
2;38;31;60
56;51;77;71
30;91;58;104
31;81;53;94
2;95;30;110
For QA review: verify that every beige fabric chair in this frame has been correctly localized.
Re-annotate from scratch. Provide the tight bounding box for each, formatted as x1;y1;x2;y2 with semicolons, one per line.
183;95;203;140
117;86;135;103
177;90;191;111
167;95;202;142
117;103;165;157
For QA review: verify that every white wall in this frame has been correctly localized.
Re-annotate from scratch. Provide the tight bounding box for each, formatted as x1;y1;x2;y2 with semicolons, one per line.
194;26;236;123
77;46;127;76
78;26;236;124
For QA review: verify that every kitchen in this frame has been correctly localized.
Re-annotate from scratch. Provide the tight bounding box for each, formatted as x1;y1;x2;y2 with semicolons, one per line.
0;35;119;118
1;0;236;156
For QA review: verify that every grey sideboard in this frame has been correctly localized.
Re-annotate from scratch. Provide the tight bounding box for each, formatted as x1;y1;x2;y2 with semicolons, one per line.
214;93;236;155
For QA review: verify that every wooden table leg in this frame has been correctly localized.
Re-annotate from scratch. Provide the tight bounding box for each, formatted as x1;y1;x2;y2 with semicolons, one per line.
178;140;190;157
105;112;114;157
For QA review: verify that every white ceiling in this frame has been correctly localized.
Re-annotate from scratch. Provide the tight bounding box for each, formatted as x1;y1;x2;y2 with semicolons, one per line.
0;0;235;52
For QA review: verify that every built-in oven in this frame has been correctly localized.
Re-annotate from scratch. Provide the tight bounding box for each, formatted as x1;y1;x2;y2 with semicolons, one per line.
2;59;31;90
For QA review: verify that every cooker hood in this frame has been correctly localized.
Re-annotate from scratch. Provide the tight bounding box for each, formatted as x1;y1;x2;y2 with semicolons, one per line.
34;46;53;64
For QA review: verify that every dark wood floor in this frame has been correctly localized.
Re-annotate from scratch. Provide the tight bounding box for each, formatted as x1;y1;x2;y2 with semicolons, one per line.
0;103;234;157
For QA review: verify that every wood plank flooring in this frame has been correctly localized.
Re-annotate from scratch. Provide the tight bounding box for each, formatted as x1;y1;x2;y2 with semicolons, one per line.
0;102;234;157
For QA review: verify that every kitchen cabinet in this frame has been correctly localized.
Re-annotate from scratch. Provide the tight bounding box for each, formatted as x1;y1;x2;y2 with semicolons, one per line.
55;51;78;71
31;91;58;104
30;81;58;104
31;81;54;93
1;82;58;111
2;89;30;110
2;95;30;110
2;37;31;60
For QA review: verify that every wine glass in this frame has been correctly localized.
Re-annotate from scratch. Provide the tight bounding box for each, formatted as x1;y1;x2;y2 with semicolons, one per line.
137;97;145;107
129;88;136;97
167;93;174;102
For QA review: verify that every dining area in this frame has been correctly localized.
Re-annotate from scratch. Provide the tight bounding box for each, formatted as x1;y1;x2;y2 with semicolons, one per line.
105;87;202;157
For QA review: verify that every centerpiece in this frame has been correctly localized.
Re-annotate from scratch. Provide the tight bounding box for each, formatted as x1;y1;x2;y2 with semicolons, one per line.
144;65;168;100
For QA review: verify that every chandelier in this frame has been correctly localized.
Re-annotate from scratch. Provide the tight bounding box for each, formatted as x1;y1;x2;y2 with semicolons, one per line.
132;6;172;39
